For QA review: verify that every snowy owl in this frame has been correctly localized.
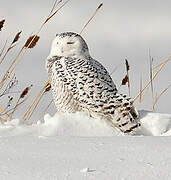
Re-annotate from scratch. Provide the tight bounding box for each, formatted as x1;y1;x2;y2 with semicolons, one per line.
46;32;140;134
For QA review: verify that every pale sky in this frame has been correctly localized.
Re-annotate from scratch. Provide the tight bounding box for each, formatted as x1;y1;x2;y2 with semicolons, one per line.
0;0;171;118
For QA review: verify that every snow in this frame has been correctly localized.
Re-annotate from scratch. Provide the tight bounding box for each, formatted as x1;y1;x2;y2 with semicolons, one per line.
139;110;171;136
0;110;171;179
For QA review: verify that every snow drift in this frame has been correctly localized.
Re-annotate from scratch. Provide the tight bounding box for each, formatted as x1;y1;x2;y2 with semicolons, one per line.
0;110;171;137
0;110;171;180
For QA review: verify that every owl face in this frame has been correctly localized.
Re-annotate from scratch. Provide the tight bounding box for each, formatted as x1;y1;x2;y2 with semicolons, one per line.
49;32;89;58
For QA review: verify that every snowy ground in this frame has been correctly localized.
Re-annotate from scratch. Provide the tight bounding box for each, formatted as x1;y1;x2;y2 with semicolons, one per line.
0;110;171;180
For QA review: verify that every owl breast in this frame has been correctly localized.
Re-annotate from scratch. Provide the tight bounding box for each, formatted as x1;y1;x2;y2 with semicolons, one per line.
49;56;81;113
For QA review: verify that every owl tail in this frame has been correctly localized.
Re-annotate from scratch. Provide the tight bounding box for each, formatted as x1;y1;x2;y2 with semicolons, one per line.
111;106;140;134
106;95;141;134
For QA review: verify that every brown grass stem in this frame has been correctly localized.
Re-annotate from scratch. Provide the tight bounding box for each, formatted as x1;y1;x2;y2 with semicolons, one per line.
149;49;155;111
38;99;53;121
0;116;7;123
0;39;8;58
133;55;171;102
79;3;103;34
0;0;69;91
152;84;171;111
22;82;50;121
139;75;143;104
0;107;11;119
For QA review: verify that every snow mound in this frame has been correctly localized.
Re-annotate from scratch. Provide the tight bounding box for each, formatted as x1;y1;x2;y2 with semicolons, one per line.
43;112;122;136
0;110;171;137
139;110;171;136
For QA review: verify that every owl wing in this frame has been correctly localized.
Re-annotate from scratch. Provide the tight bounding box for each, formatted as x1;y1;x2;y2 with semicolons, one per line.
63;56;119;110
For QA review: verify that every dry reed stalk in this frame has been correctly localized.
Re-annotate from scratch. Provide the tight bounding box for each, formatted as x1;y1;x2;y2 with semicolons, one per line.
38;99;53;121
22;81;50;121
0;107;11;119
152;84;171;111
9;98;28;119
149;49;155;111
8;85;32;118
0;0;70;91
0;74;18;98
21;0;71;121
0;116;7;123
79;3;103;34
133;55;171;102
139;75;143;104
0;39;8;58
153;59;171;70
0;31;22;65
0;47;25;90
42;99;53;114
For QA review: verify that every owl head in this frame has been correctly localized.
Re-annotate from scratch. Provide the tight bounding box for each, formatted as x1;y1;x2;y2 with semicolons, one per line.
49;32;90;58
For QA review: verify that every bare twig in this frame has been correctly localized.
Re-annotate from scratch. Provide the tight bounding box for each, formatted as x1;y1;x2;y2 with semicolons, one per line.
152;84;171;111
0;74;18;98
4;96;14;111
134;55;171;101
8;98;28;119
79;3;103;34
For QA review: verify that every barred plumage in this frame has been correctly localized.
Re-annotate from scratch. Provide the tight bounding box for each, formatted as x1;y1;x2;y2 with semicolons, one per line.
46;32;140;134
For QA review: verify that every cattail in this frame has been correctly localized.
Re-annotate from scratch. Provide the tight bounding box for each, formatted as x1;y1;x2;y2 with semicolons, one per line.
20;85;33;99
0;19;5;31
125;59;130;71
12;31;22;44
125;59;130;96
24;35;40;48
121;75;129;85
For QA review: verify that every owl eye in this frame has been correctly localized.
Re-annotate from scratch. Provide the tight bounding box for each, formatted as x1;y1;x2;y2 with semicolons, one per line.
56;42;59;44
67;42;74;44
